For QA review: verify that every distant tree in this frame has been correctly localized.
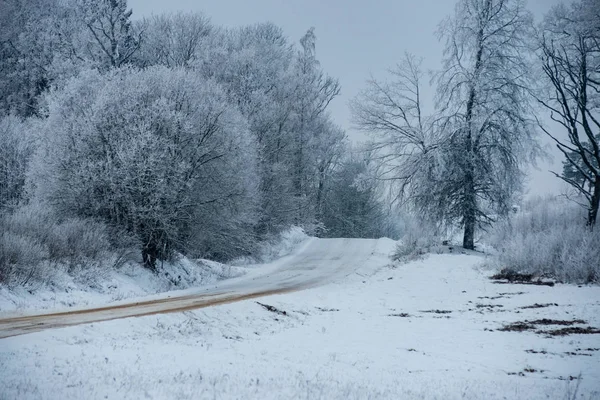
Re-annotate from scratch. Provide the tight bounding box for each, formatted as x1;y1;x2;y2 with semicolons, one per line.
536;0;600;226
320;153;389;238
0;116;34;212
351;53;443;209
31;67;258;268
312;120;347;223
77;0;142;69
135;12;212;68
0;0;59;117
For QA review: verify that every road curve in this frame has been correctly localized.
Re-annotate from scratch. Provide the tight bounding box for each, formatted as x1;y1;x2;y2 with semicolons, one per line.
0;238;390;339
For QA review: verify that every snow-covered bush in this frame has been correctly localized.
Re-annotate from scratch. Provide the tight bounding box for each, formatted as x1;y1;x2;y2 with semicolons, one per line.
30;67;259;268
0;205;113;285
393;216;441;261
231;226;310;265
0;232;49;285
488;198;600;284
257;226;310;263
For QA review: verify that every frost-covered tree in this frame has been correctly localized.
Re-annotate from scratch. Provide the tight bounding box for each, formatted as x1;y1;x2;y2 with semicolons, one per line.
0;0;60;117
320;152;390;239
291;28;341;223
31;67;258;268
1;0;144;117
194;23;298;233
0;116;34;211
537;0;600;227
433;0;537;249
353;0;537;250
194;25;344;235
135;12;211;69
77;0;142;69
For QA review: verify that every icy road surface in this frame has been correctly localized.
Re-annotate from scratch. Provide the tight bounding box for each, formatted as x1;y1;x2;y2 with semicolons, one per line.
0;238;382;338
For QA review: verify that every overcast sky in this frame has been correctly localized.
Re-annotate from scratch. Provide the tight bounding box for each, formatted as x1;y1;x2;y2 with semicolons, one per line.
129;0;569;198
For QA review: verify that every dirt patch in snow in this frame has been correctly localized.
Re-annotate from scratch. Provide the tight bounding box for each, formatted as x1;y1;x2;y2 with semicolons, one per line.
539;326;600;336
256;302;288;316
498;319;600;336
475;304;504;309
420;309;452;314
316;307;339;312
499;321;537;332
529;318;586;326
388;313;411;317
520;303;558;309
490;270;555;286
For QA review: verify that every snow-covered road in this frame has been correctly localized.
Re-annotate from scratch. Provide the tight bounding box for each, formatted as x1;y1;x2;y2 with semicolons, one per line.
0;238;382;338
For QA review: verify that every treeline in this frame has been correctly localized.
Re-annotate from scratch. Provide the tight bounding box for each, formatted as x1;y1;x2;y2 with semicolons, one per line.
0;0;396;281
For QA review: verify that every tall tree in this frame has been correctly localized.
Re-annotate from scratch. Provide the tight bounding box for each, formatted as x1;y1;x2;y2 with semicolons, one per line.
195;25;344;235
194;23;299;234
291;28;340;225
353;0;536;249
434;0;536;249
536;0;600;226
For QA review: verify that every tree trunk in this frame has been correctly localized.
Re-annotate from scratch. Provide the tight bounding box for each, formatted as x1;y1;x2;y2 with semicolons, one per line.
462;167;476;250
588;177;600;228
141;229;167;271
460;21;483;250
142;243;158;271
315;165;325;221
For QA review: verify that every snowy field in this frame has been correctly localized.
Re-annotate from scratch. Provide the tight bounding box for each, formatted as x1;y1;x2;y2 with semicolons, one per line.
1;238;599;400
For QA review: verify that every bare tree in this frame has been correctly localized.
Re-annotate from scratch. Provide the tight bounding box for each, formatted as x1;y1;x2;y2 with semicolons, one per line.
536;0;600;227
78;0;142;69
351;53;443;208
354;1;537;250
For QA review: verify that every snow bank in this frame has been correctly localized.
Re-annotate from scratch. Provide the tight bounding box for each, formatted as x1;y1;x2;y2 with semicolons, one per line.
232;226;311;265
0;254;244;313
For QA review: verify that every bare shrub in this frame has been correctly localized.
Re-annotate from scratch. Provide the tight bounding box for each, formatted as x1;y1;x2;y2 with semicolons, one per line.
0;204;114;286
46;219;111;266
393;217;442;261
488;197;600;284
0;232;48;285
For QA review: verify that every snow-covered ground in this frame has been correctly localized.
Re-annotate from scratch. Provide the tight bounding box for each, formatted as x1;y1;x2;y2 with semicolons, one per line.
1;238;599;399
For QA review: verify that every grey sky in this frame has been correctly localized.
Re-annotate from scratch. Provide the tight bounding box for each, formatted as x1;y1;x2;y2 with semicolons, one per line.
129;0;569;198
